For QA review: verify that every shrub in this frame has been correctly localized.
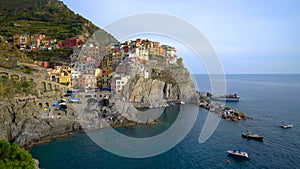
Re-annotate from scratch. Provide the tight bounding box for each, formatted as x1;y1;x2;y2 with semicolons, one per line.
0;139;35;169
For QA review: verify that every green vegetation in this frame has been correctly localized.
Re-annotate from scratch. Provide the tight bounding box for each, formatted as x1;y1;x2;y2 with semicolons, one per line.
0;0;100;40
26;47;73;62
0;139;35;169
151;69;177;85
0;42;33;69
0;0;118;64
0;78;36;100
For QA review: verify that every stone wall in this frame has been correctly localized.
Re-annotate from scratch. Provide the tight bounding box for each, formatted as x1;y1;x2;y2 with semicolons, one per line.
0;68;67;94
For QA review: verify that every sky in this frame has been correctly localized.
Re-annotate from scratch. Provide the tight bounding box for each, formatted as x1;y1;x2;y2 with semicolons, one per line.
61;0;300;74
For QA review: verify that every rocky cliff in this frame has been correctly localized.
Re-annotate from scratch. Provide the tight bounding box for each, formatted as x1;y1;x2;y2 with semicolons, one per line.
118;58;198;108
0;101;81;147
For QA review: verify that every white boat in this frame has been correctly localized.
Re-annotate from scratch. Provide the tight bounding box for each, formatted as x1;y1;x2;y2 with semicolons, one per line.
281;124;293;128
70;98;81;103
227;148;249;159
210;93;240;102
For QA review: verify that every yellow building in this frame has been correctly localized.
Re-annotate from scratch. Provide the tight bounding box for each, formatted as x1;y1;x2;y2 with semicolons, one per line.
95;68;102;77
59;71;72;87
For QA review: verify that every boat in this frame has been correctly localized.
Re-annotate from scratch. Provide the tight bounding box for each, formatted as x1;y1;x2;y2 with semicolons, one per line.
54;103;67;111
169;102;175;106
70;97;81;103
281;124;293;128
148;105;161;109
242;130;264;141
227;148;249;159
209;93;240;102
52;99;66;106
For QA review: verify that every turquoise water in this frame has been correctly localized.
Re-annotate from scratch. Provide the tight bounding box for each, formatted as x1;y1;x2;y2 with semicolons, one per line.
30;75;300;169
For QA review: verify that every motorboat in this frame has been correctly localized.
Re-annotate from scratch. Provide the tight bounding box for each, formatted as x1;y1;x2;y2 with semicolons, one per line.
227;148;249;159
281;124;293;128
242;130;264;141
209;93;240;102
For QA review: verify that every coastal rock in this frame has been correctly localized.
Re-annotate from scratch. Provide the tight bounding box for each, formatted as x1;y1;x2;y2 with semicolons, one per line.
148;80;165;105
15;132;40;147
146;118;156;125
116;56;198;109
113;99;138;115
197;92;248;121
0;102;81;147
33;159;40;169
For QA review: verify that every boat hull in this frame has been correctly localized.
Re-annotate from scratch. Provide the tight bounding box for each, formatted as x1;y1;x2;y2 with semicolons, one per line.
227;150;249;159
281;125;293;128
210;97;239;102
242;133;264;141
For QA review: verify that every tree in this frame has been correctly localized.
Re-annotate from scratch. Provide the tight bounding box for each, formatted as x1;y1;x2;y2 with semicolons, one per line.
0;139;35;169
15;44;20;49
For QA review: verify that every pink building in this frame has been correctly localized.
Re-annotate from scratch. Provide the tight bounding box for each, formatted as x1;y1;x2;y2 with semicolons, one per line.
43;62;50;68
58;38;84;48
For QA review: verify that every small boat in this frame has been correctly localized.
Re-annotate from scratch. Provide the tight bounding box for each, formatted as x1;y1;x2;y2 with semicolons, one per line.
281;124;293;128
52;99;66;106
169;103;175;106
242;130;263;141
55;103;67;111
70;97;81;103
227;148;249;159
148;105;154;109
149;105;160;109
209;93;240;102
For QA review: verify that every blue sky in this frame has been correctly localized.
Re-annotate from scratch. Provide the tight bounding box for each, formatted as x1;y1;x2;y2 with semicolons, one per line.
62;0;300;74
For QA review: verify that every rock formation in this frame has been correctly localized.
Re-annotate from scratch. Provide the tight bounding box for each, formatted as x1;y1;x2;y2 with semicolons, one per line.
0;101;81;147
118;59;198;109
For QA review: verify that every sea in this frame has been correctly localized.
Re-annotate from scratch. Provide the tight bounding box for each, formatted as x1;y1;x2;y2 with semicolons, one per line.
30;74;300;169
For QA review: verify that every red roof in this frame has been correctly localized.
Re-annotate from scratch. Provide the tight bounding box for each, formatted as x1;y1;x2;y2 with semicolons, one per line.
103;71;112;76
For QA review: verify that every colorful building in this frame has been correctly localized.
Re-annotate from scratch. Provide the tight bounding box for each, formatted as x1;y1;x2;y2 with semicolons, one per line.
58;38;84;48
112;75;130;92
78;73;97;89
159;46;167;57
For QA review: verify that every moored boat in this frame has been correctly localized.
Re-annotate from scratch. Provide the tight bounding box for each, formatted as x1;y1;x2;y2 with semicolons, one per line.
281;124;293;128
209;93;240;102
227;148;249;159
242;131;263;141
